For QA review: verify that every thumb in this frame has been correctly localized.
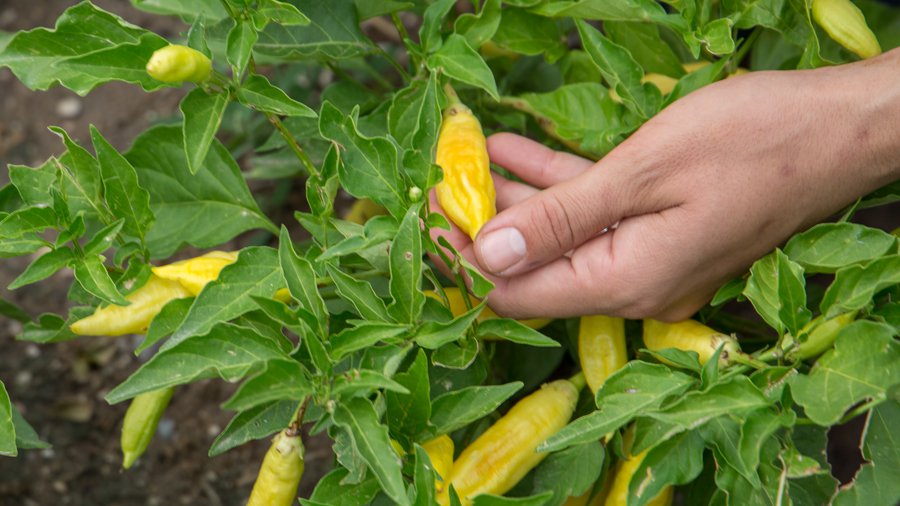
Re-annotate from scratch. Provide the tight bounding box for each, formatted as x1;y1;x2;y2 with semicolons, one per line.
473;160;663;276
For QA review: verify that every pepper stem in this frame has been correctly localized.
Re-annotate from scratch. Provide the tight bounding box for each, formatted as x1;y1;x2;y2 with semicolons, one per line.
568;372;586;392
443;83;462;107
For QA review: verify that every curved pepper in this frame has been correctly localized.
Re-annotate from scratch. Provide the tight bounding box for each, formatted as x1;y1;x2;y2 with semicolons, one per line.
435;89;496;241
121;387;174;469
70;274;192;336
247;429;305;506
604;450;673;506
643;319;739;366
812;0;881;59
423;434;455;493
438;375;584;505
578;315;628;394
146;44;212;83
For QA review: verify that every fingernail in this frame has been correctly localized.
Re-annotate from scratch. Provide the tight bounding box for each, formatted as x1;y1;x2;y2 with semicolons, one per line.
478;227;526;274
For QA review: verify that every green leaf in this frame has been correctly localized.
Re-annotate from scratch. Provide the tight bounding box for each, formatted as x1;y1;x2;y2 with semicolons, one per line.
8;247;74;290
237;74;316;117
332;397;411;506
430;381;523;435
131;0;228;20
791;321;900;426
18;309;92;344
471;493;553;506
319;102;406;217
209;400;296;456
0;380;14;456
259;0;311;26
427;34;499;101
414;304;483;350
50;127;103;208
253;0;373;61
138;297;193;354
0;206;57;240
227;20;258;74
531;440;604;505
165;247;285;349
125;125;274;258
413;443;437;506
11;405;49;451
0;298;30;323
388;205;425;323
647;376;770;435
628;430;707;506
819;255;900;317
222;359;311;411
279;227;328;335
107;323;288;403
73;254;129;306
332;369;410;398
8;160;58;208
604;21;685;78
532;0;674;25
420;0;457;53
304;468;381;506
743;248;811;336
0;3;170;95
475;319;559;347
388;73;442;152
697;18;736;55
386;350;432;441
329;322;409;360
576;20;661;119
540;362;695;452
833;400;900;505
455;0;502;49
325;265;390;322
89;125;154;243
181;88;228;175
784;223;897;273
491;8;566;61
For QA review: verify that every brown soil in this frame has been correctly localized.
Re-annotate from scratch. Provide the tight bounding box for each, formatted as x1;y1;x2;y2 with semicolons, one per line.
0;2;331;505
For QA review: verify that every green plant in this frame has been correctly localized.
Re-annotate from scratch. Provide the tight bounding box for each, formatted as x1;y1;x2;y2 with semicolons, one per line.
1;1;899;505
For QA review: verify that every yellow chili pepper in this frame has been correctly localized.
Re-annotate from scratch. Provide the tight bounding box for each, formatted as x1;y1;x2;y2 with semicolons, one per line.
152;250;239;296
604;450;673;506
812;0;882;59
343;198;388;225
121;387;174;469
146;44;212;83
425;288;551;331
152;250;291;302
578;315;628;394
438;374;585;506
610;61;746;102
642;319;739;366
423;434;455;493
435;87;496;241
70;274;192;336
247;429;305;506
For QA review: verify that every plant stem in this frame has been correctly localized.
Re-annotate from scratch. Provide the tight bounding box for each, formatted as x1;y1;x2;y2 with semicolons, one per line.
731;352;769;370
266;113;319;179
375;45;410;82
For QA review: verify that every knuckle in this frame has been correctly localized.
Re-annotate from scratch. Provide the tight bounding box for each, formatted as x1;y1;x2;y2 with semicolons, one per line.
529;193;578;252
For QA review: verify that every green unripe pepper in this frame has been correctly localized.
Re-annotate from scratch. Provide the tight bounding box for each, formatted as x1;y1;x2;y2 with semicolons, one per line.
146;44;212;83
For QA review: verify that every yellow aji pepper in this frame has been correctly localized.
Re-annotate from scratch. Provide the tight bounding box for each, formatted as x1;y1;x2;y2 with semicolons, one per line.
423;434;455;493
642;319;739;366
435;88;496;241
247;429;305;506
343;198;389;225
604;450;673;506
610;61;746;102
121;387;174;469
812;0;882;59
438;375;584;506
146;44;212;83
578;315;628;394
425;288;551;332
70;274;192;336
152;250;239;296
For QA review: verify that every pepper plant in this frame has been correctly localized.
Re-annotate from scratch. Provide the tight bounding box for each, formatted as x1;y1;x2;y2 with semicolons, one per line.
1;1;899;505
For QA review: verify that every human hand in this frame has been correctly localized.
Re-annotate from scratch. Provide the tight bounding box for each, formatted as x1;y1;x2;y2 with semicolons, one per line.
431;50;900;321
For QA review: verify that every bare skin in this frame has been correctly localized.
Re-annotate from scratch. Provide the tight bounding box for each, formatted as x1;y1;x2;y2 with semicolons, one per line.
430;48;900;322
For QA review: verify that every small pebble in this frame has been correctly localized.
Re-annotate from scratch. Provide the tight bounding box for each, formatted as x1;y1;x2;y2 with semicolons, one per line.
207;423;221;438
55;97;83;119
157;418;176;439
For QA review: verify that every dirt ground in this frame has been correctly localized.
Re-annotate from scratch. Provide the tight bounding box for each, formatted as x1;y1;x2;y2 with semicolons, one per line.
0;2;330;505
